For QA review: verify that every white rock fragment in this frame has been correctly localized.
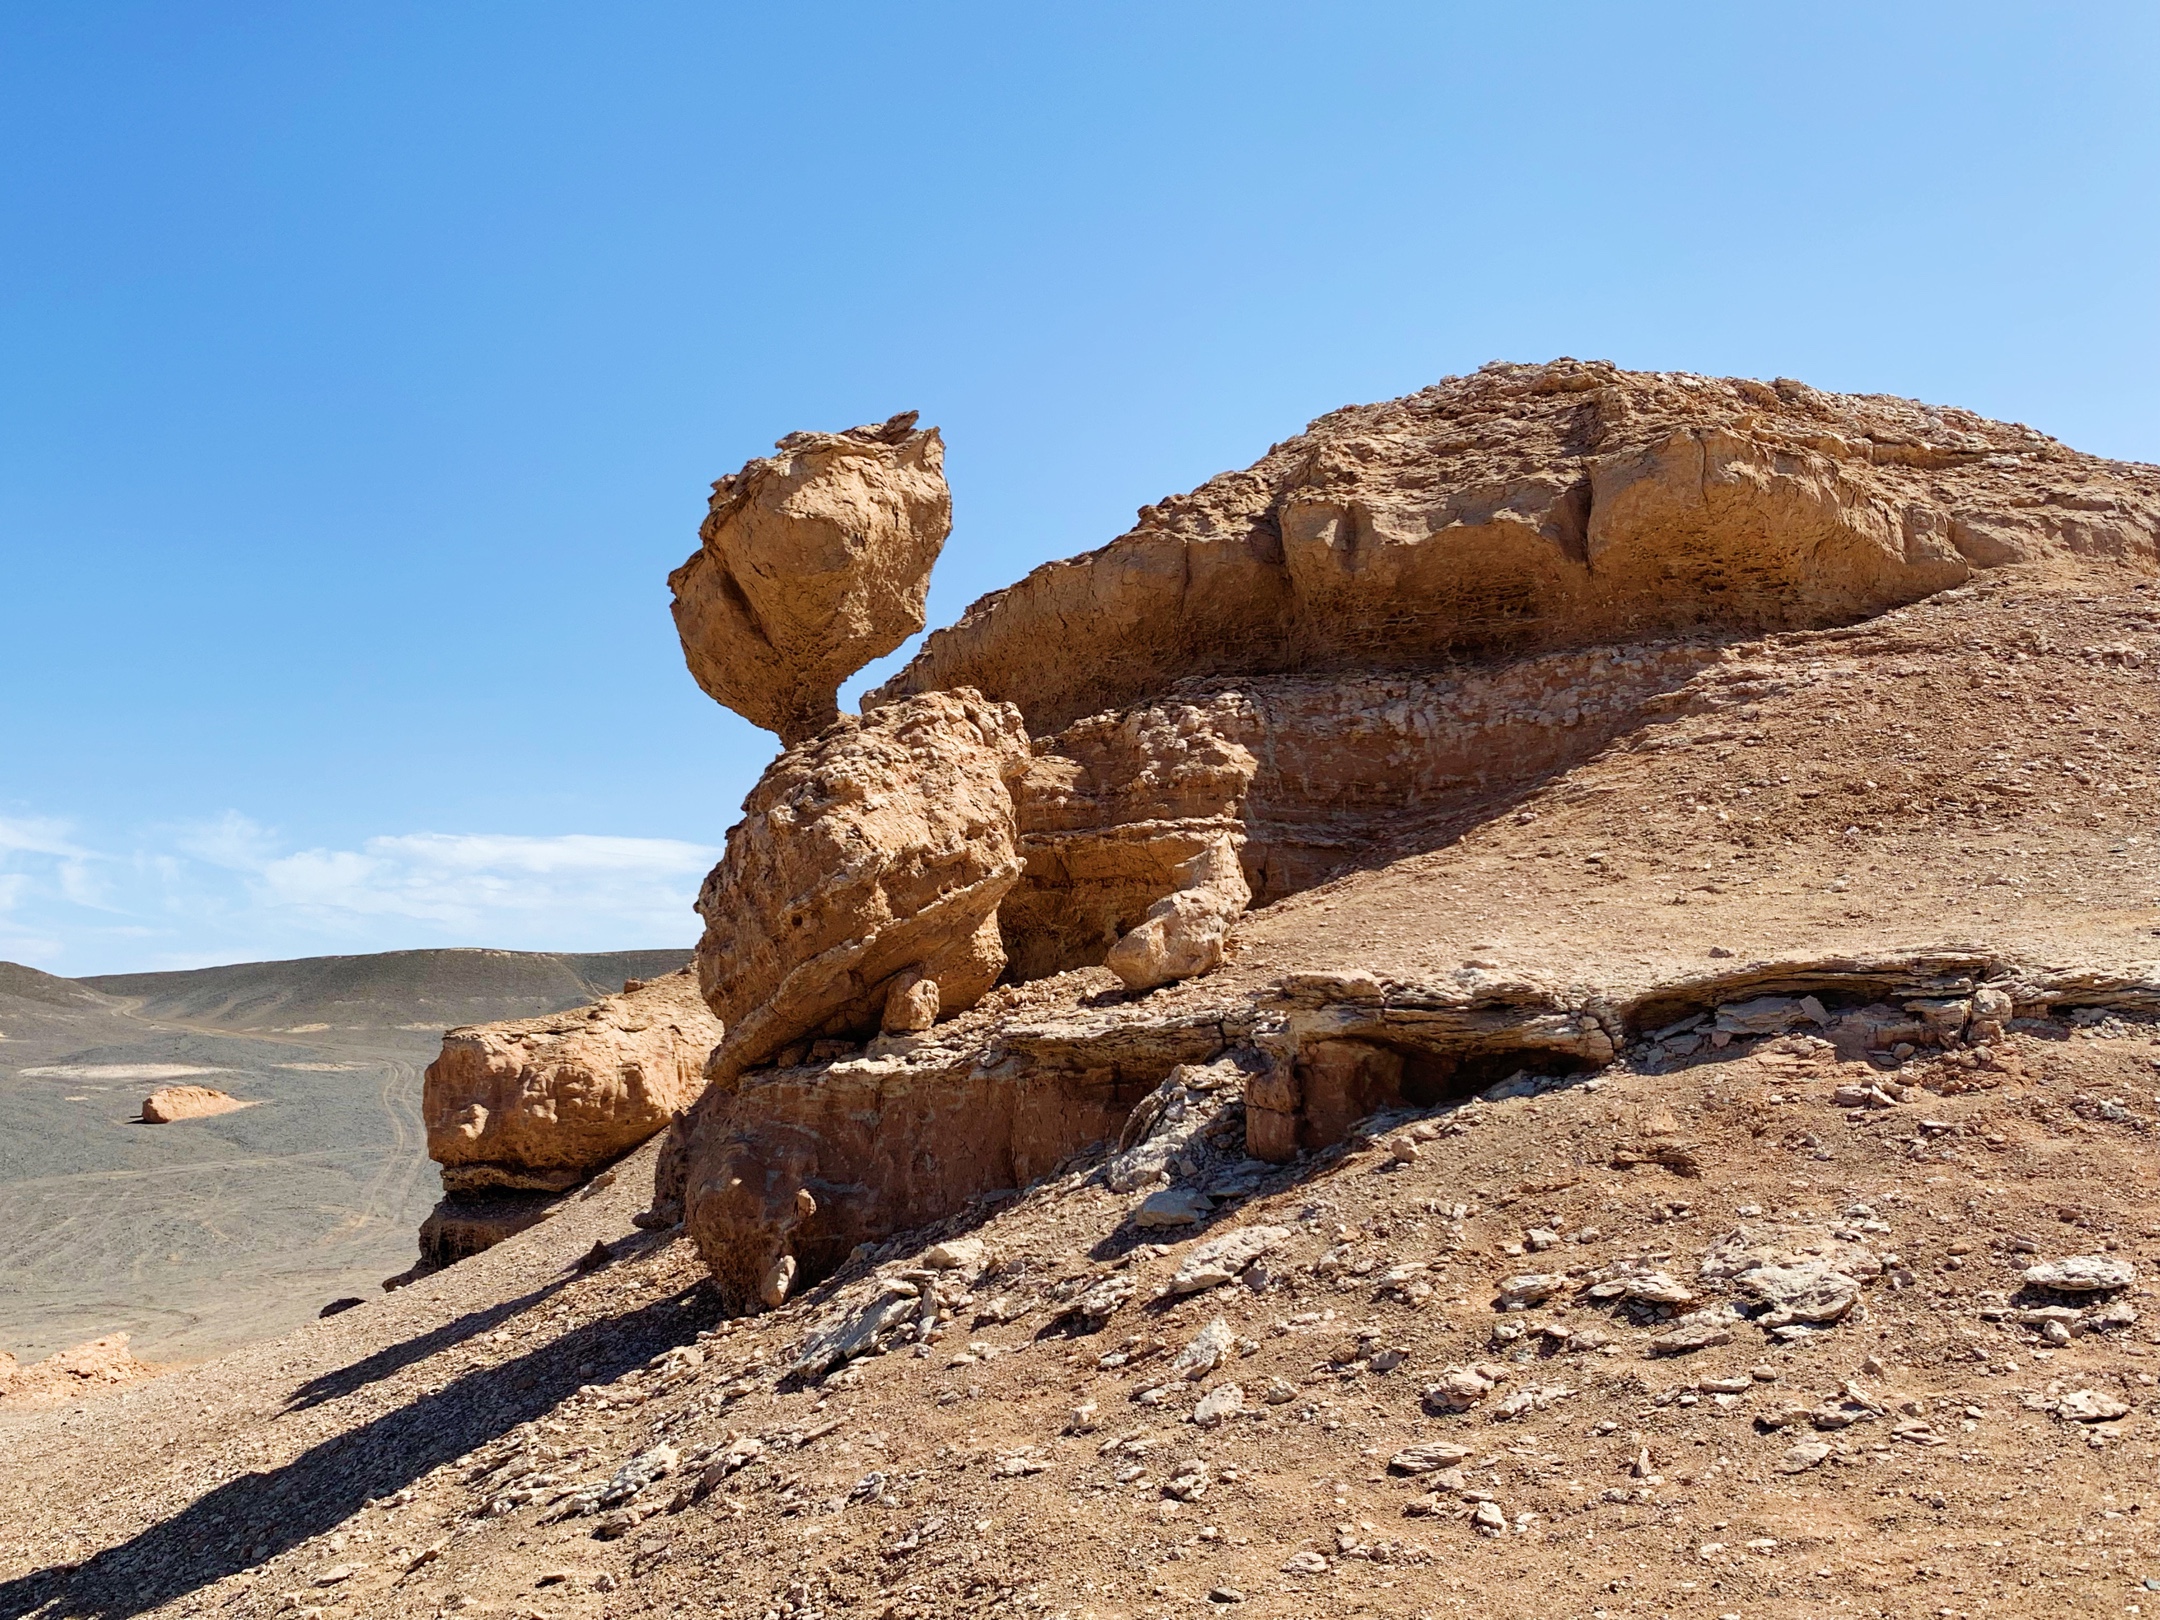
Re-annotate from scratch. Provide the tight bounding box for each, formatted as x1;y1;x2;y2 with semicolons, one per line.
2023;1255;2137;1292
1170;1318;1237;1381
1192;1384;1245;1428
1169;1226;1290;1296
924;1237;987;1273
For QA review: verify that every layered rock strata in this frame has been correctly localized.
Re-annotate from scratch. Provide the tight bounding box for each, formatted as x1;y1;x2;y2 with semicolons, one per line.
1002;643;1726;976
671;411;950;744
692;689;1031;1089
870;360;2160;731
667;946;2160;1314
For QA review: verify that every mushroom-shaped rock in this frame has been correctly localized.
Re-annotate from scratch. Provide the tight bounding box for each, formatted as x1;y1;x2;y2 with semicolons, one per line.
422;968;721;1194
692;688;1032;1088
670;411;950;745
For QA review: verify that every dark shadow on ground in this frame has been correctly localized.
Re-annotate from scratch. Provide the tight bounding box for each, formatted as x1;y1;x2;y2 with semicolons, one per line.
0;1281;722;1620
283;1282;565;1410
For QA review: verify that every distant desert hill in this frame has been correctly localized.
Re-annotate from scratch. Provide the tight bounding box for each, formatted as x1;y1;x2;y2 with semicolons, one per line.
0;947;689;1364
81;946;690;1033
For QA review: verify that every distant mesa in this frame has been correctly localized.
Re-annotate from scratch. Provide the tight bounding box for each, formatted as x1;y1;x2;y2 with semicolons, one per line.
139;1084;252;1124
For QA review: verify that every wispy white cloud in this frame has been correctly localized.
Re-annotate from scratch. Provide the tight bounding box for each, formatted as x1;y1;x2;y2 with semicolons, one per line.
0;811;717;975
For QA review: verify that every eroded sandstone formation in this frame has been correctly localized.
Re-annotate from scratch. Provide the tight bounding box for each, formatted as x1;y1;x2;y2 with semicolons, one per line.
423;968;720;1195
671;411;950;745
869;361;2160;731
1001;643;1726;976
692;688;1030;1089
637;364;2160;1320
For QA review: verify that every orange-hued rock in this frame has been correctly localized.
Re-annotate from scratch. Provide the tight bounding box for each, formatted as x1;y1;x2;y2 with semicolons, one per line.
423;968;720;1194
671;411;950;745
870;360;2160;731
0;1333;160;1406
692;689;1031;1087
139;1084;249;1123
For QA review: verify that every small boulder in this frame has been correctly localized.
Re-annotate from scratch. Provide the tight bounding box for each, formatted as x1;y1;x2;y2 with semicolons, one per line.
1104;835;1251;992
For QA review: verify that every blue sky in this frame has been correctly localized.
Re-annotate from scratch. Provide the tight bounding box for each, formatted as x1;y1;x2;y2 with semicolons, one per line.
3;3;2155;974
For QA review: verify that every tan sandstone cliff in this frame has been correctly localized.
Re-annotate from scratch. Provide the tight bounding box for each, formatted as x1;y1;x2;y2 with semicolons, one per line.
870;359;2159;730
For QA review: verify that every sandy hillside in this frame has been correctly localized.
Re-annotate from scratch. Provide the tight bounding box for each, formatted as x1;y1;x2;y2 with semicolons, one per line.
0;949;687;1363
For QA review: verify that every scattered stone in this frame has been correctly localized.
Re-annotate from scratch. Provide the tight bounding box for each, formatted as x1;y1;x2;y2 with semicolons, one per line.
1495;1273;1568;1308
1280;1551;1330;1575
1170;1319;1237;1381
318;1298;364;1319
925;1237;988;1273
1192;1384;1245;1428
2057;1389;2132;1423
1134;1186;1213;1229
1424;1364;1506;1412
1388;1442;1472;1476
1169;1226;1290;1295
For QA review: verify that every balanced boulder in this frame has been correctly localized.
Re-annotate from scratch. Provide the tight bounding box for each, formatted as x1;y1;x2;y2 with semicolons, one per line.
670;411;951;745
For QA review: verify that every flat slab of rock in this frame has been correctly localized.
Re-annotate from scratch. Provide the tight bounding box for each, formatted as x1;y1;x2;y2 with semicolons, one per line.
2024;1255;2137;1292
1169;1225;1290;1294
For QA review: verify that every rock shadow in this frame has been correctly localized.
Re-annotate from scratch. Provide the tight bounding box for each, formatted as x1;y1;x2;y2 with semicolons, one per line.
0;1284;719;1620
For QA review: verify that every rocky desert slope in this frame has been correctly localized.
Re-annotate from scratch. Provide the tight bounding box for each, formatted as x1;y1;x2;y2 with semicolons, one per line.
3;361;2158;1620
0;949;688;1364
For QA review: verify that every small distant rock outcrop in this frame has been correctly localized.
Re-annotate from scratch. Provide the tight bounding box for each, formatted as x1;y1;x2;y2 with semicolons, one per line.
139;1085;249;1123
0;1333;159;1406
691;688;1031;1089
670;411;951;745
